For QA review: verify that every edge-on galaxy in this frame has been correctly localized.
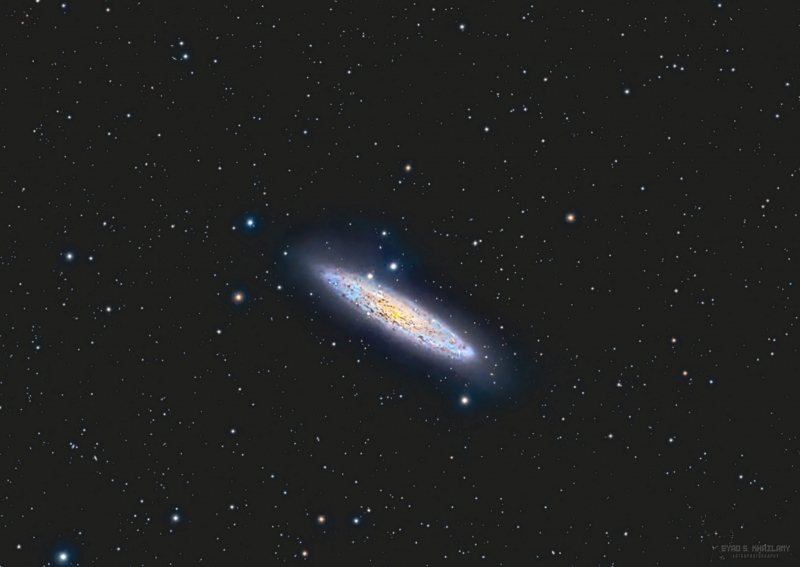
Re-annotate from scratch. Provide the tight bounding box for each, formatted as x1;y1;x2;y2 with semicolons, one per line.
279;222;531;394
318;264;476;361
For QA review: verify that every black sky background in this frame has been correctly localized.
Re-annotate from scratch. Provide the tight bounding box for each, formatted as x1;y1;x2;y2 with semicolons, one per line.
2;0;797;565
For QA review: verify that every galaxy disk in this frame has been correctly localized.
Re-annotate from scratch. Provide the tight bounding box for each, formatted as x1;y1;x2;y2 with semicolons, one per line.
318;265;475;361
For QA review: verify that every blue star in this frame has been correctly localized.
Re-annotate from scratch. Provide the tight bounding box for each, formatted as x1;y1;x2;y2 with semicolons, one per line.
53;548;74;566
49;539;77;565
165;507;187;532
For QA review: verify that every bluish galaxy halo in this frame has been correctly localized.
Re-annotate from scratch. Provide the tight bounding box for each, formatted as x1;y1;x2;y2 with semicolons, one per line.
275;222;530;396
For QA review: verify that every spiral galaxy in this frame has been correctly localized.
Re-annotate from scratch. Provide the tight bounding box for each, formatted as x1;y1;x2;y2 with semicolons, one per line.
319;265;475;361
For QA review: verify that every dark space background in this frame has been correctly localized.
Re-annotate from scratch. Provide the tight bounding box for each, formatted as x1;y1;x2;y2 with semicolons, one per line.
2;0;797;565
